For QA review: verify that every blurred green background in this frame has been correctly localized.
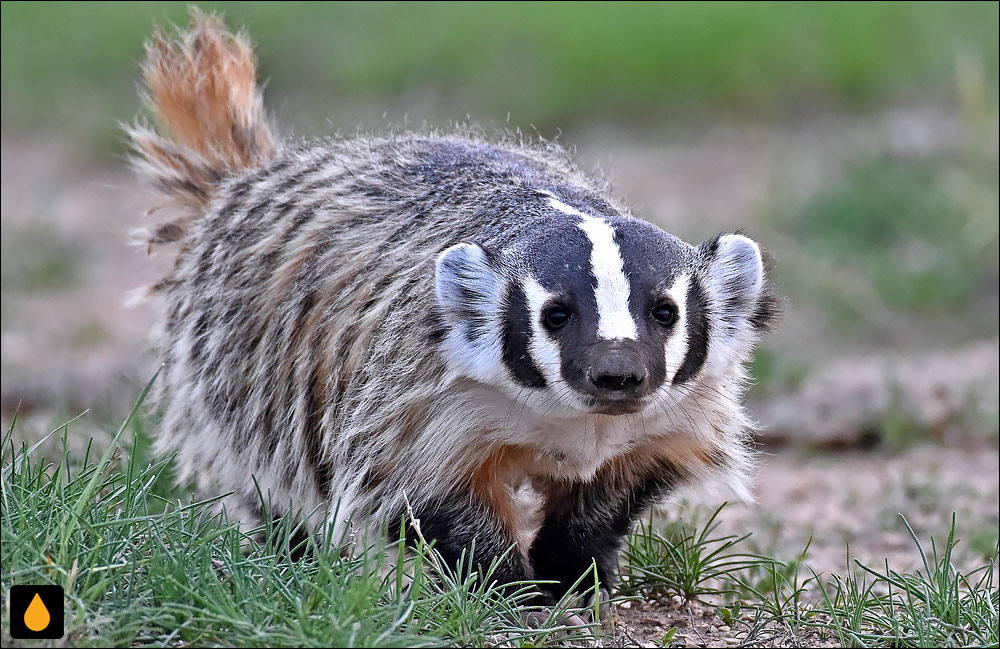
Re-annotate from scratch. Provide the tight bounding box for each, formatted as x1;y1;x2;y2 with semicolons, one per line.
2;1;998;147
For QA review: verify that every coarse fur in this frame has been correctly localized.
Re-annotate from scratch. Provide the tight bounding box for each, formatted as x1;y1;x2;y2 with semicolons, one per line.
128;10;778;603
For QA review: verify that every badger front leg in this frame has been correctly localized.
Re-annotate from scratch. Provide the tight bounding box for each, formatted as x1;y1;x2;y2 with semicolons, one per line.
406;489;539;599
529;458;682;601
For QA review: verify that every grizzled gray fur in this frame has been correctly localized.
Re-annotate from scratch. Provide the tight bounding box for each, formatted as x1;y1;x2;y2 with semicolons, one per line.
129;11;777;603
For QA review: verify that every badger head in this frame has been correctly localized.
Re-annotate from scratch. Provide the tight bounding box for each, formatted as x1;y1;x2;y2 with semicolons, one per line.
434;191;777;422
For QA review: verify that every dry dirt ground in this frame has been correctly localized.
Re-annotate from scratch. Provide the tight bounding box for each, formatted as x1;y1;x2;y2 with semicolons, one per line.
2;105;998;647
604;444;999;647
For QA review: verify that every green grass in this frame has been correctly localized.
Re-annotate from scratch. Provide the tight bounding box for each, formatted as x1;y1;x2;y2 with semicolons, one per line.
2;2;997;153
3;385;997;646
1;384;596;647
621;503;772;603
624;507;999;647
814;516;999;647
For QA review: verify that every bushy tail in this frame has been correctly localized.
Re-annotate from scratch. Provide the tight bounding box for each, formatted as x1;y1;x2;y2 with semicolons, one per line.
128;9;276;246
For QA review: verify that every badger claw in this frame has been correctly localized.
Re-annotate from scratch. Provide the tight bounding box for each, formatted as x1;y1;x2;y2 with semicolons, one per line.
583;587;612;622
521;609;590;630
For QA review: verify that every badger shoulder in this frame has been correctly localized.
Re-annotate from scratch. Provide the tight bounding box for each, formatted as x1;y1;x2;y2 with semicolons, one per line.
150;130;608;493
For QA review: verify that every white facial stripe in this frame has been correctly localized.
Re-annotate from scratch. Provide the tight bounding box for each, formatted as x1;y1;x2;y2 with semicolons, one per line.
546;196;638;340
662;273;690;383
522;275;564;384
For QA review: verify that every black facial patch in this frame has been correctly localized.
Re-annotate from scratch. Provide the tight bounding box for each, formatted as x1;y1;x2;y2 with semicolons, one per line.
615;219;693;320
512;202;702;403
502;282;546;388
672;276;710;385
554;299;601;396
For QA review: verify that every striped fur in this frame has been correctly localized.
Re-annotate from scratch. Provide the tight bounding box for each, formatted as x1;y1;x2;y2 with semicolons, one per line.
129;11;778;599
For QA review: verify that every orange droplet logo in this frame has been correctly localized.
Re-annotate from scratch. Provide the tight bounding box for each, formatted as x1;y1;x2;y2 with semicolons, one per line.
24;592;51;631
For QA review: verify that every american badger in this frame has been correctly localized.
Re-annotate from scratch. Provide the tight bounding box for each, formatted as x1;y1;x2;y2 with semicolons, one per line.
129;11;777;603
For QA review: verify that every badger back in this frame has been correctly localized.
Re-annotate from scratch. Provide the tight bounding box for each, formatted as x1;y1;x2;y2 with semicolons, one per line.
130;11;777;540
145;125;602;523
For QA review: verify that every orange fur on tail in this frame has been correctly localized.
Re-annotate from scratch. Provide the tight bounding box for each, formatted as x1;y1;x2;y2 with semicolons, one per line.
128;9;276;245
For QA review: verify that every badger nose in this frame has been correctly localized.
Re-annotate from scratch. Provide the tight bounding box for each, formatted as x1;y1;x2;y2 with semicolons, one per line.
589;347;646;393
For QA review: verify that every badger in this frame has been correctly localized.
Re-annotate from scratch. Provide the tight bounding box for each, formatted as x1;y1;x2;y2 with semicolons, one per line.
128;11;777;606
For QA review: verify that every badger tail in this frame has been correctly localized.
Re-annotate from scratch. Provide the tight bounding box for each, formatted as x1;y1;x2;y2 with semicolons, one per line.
127;9;276;249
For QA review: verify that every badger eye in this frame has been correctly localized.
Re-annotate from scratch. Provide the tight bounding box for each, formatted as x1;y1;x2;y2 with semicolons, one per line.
543;306;570;331
652;302;678;327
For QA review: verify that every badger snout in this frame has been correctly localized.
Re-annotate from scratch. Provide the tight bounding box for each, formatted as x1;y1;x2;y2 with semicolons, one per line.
586;342;647;399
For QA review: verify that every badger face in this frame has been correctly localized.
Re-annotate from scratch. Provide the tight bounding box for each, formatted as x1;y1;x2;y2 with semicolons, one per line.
435;191;770;422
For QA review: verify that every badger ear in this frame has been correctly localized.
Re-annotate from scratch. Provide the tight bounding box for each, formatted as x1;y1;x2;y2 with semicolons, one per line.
434;243;506;381
697;233;776;375
703;233;764;324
